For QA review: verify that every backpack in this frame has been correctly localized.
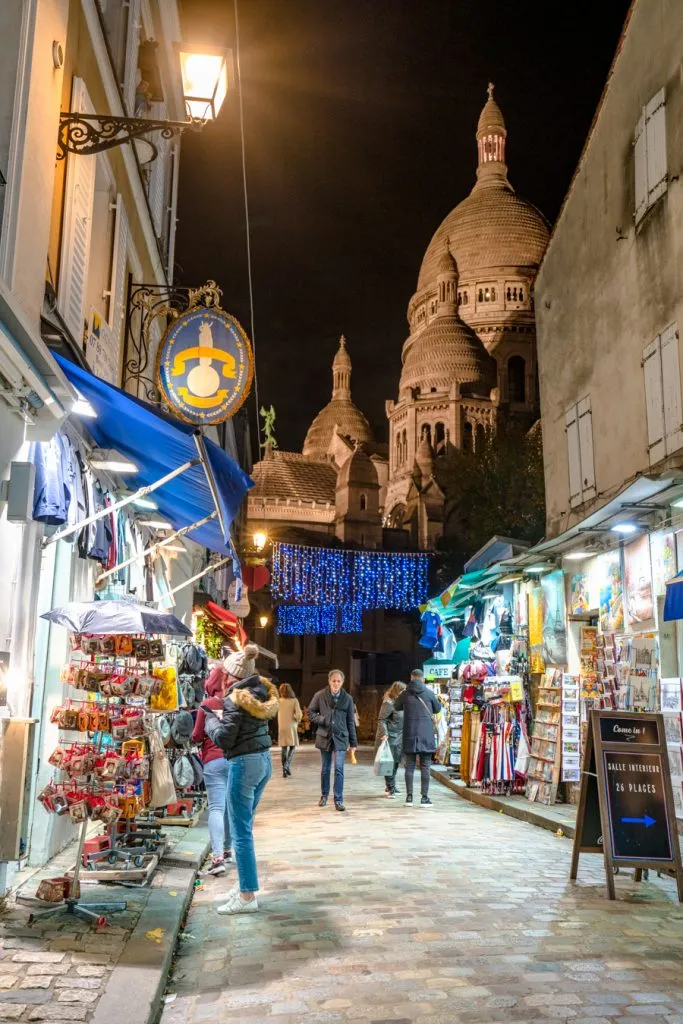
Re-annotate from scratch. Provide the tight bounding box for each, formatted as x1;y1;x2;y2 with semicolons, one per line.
179;643;206;677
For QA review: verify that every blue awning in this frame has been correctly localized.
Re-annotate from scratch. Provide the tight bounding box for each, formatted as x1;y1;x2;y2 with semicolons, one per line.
55;355;253;556
664;573;683;622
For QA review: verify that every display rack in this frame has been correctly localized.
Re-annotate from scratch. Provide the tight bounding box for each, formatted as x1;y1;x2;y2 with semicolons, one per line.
526;668;563;805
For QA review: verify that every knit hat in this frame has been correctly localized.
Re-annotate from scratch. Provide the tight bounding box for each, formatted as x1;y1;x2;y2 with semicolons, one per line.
223;642;259;680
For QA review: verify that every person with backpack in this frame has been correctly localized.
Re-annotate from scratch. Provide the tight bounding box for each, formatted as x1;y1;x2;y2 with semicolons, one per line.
192;669;232;876
393;669;441;807
202;644;279;915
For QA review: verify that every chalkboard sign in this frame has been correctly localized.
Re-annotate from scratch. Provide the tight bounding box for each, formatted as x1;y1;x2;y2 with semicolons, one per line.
603;751;672;861
599;716;660;745
570;711;683;901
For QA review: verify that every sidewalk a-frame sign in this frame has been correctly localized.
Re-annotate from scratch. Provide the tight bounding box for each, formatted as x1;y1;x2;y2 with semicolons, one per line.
570;710;683;901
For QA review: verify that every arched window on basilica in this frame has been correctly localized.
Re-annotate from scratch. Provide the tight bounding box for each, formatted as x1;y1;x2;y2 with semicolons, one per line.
386;503;406;529
359;493;367;512
475;423;487;451
508;355;526;403
421;423;432;445
434;421;446;455
463;421;473;453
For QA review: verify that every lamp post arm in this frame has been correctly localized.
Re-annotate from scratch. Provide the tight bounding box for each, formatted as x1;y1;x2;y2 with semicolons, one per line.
57;113;204;161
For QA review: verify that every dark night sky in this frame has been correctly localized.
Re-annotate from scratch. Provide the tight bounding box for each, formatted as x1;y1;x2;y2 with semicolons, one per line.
176;0;631;455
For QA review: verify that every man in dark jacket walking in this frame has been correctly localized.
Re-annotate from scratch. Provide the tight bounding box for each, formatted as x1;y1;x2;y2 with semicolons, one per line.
308;669;357;811
393;669;441;807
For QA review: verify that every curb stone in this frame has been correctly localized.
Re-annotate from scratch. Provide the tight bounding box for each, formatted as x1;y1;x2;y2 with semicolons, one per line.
89;825;210;1024
430;768;577;838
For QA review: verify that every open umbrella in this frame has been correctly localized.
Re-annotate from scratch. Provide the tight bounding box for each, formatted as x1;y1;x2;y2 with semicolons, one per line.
41;600;192;636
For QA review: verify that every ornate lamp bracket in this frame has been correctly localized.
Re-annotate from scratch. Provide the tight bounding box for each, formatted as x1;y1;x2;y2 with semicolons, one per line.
57;112;203;161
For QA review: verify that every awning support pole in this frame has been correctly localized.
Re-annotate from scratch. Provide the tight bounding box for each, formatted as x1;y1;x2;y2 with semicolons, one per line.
193;432;228;541
42;459;200;548
95;511;218;584
158;556;231;607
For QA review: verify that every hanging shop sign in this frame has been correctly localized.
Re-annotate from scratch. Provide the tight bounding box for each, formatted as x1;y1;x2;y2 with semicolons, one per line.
156;282;253;425
570;710;683;901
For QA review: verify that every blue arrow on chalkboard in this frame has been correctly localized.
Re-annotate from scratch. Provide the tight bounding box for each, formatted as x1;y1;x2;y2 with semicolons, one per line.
621;814;656;828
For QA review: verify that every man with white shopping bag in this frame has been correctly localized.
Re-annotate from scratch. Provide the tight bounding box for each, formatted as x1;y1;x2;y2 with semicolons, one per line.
373;681;406;797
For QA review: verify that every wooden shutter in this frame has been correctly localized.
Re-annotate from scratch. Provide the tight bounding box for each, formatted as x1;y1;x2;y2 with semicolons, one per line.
645;88;667;207
147;102;167;237
108;195;129;348
58;78;96;346
661;322;682;455
577;396;596;502
122;0;141;116
565;405;582;508
643;336;665;463
634;108;648;225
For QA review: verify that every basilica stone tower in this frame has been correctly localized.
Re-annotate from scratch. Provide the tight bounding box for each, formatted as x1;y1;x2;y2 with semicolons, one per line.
384;84;550;538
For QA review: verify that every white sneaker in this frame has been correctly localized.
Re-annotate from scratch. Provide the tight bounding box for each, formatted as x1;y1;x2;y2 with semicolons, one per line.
217;892;258;915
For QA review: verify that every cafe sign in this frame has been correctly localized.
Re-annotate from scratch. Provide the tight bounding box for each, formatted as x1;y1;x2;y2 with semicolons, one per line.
156;282;253;425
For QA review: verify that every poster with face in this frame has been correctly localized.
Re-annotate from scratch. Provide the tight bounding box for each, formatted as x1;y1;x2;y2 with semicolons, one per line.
624;536;655;631
598;550;625;634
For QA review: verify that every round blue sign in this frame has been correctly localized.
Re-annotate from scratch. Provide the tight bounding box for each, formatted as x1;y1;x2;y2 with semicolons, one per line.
157;307;253;425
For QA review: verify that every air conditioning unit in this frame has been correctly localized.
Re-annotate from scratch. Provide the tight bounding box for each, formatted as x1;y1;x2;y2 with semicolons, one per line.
0;719;36;862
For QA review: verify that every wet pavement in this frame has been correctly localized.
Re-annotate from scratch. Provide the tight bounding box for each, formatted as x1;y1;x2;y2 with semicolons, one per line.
161;747;683;1024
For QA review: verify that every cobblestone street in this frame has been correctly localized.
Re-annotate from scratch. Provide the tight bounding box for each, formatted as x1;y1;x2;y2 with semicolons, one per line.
161;750;683;1024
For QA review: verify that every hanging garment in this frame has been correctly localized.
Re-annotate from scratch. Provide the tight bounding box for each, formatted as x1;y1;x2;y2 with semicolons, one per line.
460;708;472;785
419;611;441;649
87;483;112;563
29;436;69;525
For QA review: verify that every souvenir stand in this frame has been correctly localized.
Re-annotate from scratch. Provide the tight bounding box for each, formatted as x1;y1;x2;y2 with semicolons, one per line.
29;601;189;924
423;577;532;794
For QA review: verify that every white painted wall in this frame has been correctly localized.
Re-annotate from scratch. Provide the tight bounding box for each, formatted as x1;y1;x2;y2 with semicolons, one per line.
535;0;683;538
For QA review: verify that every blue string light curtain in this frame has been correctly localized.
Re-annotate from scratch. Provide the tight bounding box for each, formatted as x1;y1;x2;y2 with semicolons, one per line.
272;542;429;625
277;603;363;636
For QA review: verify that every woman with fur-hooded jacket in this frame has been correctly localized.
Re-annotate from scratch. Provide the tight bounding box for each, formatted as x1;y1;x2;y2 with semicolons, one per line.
203;643;279;915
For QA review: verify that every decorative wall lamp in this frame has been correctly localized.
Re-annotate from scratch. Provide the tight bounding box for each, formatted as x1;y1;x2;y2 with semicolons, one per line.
57;45;233;161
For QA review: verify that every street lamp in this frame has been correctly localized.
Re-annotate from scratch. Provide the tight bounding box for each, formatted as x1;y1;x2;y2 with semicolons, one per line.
58;45;233;161
259;614;269;628
253;530;268;552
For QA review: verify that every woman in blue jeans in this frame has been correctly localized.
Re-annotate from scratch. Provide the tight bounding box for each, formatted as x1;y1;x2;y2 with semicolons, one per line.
203;644;279;915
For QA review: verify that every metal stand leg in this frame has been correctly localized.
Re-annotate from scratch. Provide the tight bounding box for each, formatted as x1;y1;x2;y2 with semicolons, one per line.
28;819;127;927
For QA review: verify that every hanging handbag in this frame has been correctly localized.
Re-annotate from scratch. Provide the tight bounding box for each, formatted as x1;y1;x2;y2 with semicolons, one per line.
417;695;439;738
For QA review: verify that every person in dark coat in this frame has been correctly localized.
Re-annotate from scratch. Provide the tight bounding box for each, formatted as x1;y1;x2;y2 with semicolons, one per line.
393;669;441;807
308;669;357;812
374;681;406;797
202;643;279;915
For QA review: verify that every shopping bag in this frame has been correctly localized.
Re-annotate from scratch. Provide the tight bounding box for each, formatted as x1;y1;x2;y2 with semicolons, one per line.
373;737;395;776
514;725;530;778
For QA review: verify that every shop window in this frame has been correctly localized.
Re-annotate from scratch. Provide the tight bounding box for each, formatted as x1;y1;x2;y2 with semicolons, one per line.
635;88;667;225
279;634;295;655
463;421;473;453
360;493;367;511
565;396;596;508
315;634;327;657
508;356;526;403
643;323;682;463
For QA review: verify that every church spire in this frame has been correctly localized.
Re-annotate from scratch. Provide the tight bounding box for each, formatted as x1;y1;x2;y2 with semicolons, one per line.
332;334;352;399
475;82;509;188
